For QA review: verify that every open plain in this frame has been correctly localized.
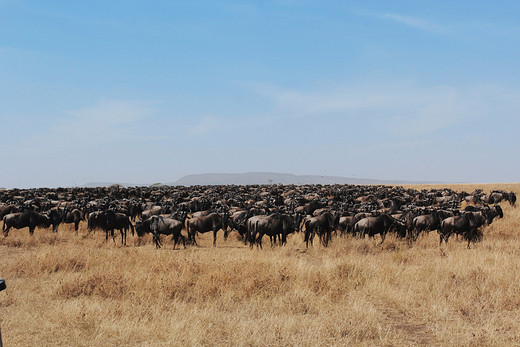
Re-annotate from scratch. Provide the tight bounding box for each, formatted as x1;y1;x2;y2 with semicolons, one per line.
0;183;519;346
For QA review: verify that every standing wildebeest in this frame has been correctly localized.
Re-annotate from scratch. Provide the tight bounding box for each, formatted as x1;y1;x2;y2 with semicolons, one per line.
147;215;187;249
438;212;480;248
62;209;86;234
0;204;18;220
337;215;353;236
354;214;402;245
186;212;228;247
249;214;297;249
412;211;442;239
3;210;51;236
87;210;134;245
47;207;65;232
303;211;339;248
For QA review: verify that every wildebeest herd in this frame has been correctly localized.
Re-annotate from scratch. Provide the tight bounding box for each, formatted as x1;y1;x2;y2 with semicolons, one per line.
0;184;515;249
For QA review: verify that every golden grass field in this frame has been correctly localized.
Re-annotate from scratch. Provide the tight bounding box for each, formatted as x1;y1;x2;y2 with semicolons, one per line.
0;183;519;346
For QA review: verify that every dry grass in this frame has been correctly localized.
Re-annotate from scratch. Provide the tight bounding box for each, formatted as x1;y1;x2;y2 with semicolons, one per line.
0;183;519;346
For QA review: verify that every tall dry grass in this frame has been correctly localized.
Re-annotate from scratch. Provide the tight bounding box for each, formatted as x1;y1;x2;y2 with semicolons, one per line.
0;183;519;346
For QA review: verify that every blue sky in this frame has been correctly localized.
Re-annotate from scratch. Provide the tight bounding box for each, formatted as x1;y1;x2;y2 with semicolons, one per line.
1;1;519;188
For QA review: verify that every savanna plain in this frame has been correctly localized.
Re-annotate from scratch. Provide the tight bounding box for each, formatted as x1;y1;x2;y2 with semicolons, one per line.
1;183;519;346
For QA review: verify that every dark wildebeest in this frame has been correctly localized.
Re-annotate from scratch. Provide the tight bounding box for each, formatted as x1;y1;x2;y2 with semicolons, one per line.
354;214;402;245
0;204;18;220
186;212;228;247
486;191;516;206
62;209;86;234
438;212;480;248
303;211;339;248
3;210;51;236
249;213;297;249
337;215;353;236
487;204;504;222
412;211;442;239
104;211;134;246
47;207;65;232
145;215;187;249
87;210;134;245
349;212;373;237
227;210;249;243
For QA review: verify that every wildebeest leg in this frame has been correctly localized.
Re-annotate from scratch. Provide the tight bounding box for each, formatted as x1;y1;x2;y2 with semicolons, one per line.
257;232;263;249
171;234;177;250
213;229;217;247
29;227;35;236
75;221;79;234
379;232;386;245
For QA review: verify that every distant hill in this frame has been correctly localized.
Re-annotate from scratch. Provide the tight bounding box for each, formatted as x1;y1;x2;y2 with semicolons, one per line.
82;172;435;188
169;172;429;186
82;182;150;188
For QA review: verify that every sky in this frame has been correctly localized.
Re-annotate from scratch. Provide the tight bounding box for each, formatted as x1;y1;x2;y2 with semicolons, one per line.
1;1;519;188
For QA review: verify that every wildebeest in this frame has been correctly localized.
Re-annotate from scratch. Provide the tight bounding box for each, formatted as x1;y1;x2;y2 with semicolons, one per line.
62;209;86;234
412;211;442;239
87;210;134;245
3;210;51;236
303;211;339;248
354;214;402;244
145;215;187;249
0;204;18;220
439;212;480;248
186;212;228;247
249;213;297;249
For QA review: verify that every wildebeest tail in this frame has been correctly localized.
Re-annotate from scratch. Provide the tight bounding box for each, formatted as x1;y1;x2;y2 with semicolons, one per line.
463;227;483;244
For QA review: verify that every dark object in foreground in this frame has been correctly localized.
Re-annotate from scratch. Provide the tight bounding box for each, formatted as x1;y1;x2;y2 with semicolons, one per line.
0;279;5;291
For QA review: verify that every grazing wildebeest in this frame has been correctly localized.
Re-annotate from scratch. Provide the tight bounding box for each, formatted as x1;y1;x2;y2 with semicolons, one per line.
438;212;480;248
487;204;504;222
147;215;187;249
354;214;401;245
186;212;228;246
249;213;297;249
227;210;249;243
3;210;51;236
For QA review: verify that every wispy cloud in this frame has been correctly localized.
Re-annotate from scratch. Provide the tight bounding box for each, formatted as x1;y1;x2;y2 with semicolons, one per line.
378;13;447;34
243;82;520;138
3;99;156;155
189;115;221;136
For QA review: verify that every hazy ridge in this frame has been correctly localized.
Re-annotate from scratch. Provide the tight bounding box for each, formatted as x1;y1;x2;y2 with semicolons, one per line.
83;172;435;187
